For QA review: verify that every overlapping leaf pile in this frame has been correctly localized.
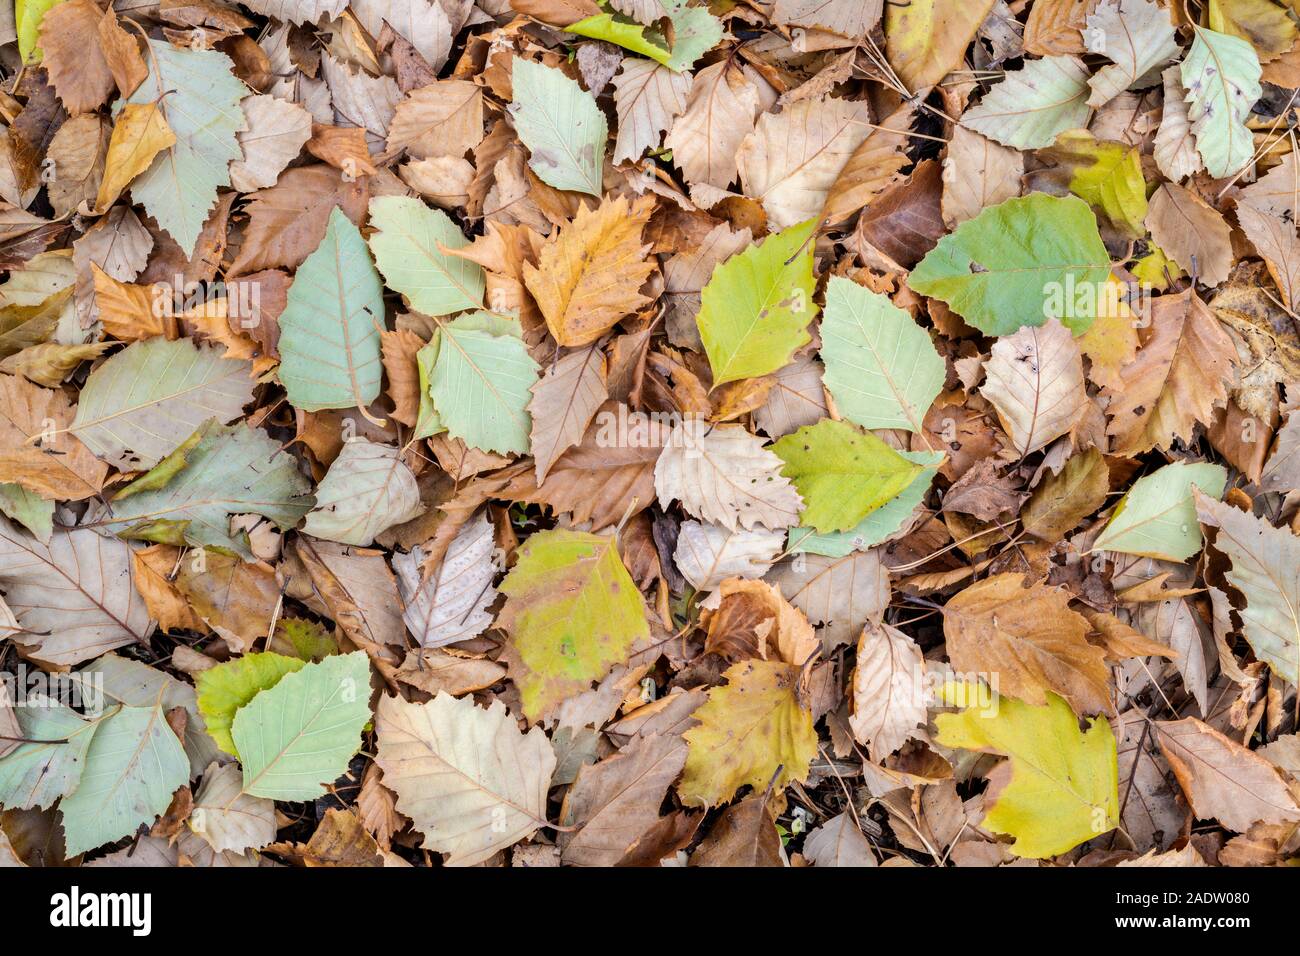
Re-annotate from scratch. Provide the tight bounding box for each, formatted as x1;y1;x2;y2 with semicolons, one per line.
2;0;1300;869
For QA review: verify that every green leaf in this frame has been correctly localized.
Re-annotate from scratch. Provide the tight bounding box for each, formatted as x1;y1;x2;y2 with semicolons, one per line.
301;438;425;546
429;313;539;455
269;617;338;662
499;529;648;722
508;57;607;197
0;696;99;810
787;450;940;556
935;683;1118;859
278;207;386;413
1093;461;1228;561
699;218;818;388
567;13;674;65
367;196;485;317
962;55;1091;150
120;41;247;255
772;419;925;534
908;194;1111;336
566;1;721;72
1042;129;1148;239
233;651;373;800
820;276;944;433
16;0;64;63
89;420;313;559
413;336;444;440
0;483;53;542
59;702;191;856
1182;26;1262;179
70;336;256;472
196;652;308;757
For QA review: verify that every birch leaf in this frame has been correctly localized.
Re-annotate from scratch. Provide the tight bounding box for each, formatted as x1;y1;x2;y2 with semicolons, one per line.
302;440;425;546
962;55;1091;150
375;691;555;866
368;195;484;317
393;511;498;649
277;207;385;413
981;317;1088;458
1094;461;1228;560
1181;26;1262;178
508;57;607;197
120;41;246;256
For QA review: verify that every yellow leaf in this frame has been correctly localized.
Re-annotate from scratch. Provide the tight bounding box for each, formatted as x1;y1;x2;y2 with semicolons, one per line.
522;194;656;347
679;658;817;807
934;683;1119;858
885;0;996;92
94;100;176;212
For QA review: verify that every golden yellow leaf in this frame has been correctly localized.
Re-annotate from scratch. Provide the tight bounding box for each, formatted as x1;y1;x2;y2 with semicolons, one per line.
94;100;176;212
522;194;656;347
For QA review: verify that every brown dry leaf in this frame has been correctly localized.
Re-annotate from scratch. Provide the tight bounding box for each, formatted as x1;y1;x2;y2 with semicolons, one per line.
522;194;656;347
0;372;107;501
379;329;424;427
559;733;687;866
703;577;820;667
129;544;210;634
943;573;1112;716
1155;716;1300;832
1103;289;1236;456
941;124;1024;228
664;60;760;193
39;0;118;115
689;789;783;867
1021;447;1109;540
385;79;484;160
173;552;280;653
528;344;608;482
849;620;927;763
1145;183;1234;288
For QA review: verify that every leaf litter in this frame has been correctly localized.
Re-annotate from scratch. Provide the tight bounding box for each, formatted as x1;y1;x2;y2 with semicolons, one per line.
1;0;1300;869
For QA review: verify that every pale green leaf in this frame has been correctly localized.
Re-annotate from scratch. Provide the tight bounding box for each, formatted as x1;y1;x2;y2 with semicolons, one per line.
278;207;385;413
60;702;191;855
699;218;818;387
121;41;247;255
87;420;313;558
0;695;99;810
302;439;425;546
908;193;1111;336
1181;26;1261;179
429;313;539;455
1093;461;1228;561
195;652;308;757
0;483;53;542
820;276;944;433
70;337;255;472
962;55;1091;150
234;651;373;800
367;196;484;317
508;57;607;197
788;450;940;556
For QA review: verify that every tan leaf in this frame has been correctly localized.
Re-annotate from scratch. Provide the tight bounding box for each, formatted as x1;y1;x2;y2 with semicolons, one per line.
384;79;484;160
767;550;890;648
981;317;1087;458
559;734;688;866
1155;716;1300;832
375;691;555;867
940;124;1024;228
528;345;608;482
654;418;803;532
849;621;927;762
228;94;313;193
0;373;106;501
611;58;690;165
737;95;871;230
703;577;820;667
664;60;760;191
1023;0;1095;55
46;114;109;219
1103;289;1235;456
1145;183;1233;288
1022;447;1110;540
91;264;174;341
943;573;1111;716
